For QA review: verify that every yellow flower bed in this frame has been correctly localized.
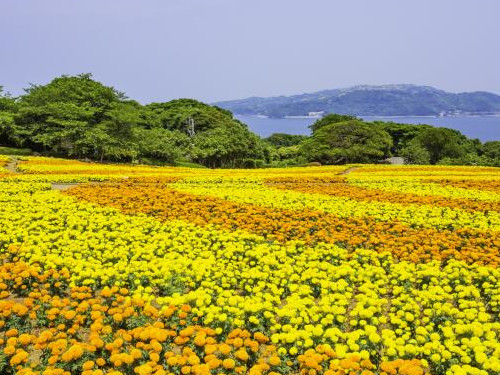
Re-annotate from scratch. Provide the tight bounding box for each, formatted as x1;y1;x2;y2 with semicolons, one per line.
0;158;499;375
345;177;500;202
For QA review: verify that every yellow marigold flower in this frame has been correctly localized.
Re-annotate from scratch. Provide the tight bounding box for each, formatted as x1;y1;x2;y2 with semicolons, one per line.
223;358;236;369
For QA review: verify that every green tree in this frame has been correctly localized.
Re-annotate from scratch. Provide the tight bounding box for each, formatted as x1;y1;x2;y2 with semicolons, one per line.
481;141;500;166
482;141;500;160
147;99;267;168
372;121;432;154
309;113;358;133
301;120;393;164
413;127;467;164
400;140;431;164
146;99;235;133
136;128;188;164
265;133;308;148
14;74;139;160
191;123;266;168
78;101;141;161
0;87;19;146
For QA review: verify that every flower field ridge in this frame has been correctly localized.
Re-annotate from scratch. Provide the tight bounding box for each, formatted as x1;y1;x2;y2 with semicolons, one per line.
1;157;500;375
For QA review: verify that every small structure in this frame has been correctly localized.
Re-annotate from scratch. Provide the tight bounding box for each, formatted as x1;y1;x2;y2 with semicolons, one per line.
308;111;325;117
383;157;405;165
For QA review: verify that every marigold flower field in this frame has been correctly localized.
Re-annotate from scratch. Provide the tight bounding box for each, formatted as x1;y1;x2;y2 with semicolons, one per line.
1;157;499;375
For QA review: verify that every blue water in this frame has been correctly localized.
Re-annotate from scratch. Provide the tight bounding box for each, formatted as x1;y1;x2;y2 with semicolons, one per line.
236;115;500;142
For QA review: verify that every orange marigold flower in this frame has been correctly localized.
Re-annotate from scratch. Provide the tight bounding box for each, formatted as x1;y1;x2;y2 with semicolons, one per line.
6;328;18;337
3;345;16;356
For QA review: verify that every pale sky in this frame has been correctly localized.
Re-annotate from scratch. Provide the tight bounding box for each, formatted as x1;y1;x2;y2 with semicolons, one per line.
1;0;499;103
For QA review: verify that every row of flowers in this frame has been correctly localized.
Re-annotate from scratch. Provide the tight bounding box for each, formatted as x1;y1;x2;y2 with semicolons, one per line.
168;178;500;232
264;177;499;214
66;179;500;267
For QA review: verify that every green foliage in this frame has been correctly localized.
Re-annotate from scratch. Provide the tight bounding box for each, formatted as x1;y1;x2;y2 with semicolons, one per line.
482;141;500;160
0;87;20;146
190;122;266;168
399;140;431;165
437;154;491;166
268;145;306;167
309;113;358;133
371;121;433;154
265;133;308;147
14;74;132;159
2;75;268;167
174;161;207;168
74;101;142;161
412;127;467;164
263;133;308;167
136;127;188;164
146;99;234;132
146;99;268;168
301;120;393;164
461;141;500;167
0;146;32;155
0;87;15;111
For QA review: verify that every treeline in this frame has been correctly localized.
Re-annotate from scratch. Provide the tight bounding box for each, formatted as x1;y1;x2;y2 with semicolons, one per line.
0;74;498;167
267;114;500;167
0;74;271;168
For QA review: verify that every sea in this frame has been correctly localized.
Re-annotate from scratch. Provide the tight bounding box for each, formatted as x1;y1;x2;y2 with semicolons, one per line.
235;115;500;142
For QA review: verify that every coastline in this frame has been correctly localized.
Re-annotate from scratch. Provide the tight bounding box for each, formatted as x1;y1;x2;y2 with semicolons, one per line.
236;113;500;119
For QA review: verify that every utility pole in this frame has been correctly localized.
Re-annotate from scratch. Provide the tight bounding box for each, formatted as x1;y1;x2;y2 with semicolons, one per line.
186;117;195;137
186;117;196;161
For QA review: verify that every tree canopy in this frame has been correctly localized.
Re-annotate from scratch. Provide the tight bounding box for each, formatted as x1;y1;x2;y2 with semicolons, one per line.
309;113;358;133
301;120;393;164
411;127;467;164
2;74;269;167
265;133;308;148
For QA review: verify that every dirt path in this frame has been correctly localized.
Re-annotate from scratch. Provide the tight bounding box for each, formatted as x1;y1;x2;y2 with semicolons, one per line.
338;166;360;175
5;157;19;173
4;156;79;191
51;183;79;191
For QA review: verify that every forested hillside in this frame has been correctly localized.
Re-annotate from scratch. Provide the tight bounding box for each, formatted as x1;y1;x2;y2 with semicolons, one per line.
215;84;500;117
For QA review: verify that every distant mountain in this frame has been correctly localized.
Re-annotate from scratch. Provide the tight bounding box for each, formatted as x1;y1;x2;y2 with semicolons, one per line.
215;84;500;118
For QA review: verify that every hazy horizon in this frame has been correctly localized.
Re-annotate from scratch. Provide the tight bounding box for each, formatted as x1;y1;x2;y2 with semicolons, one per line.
2;0;500;103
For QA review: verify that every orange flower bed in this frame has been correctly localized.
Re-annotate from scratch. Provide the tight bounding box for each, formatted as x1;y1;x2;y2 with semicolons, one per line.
64;180;500;267
0;254;428;375
296;348;427;375
0;255;277;375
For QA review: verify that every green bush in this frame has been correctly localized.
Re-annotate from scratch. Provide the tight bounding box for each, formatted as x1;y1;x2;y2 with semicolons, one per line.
173;161;207;169
0;146;32;155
